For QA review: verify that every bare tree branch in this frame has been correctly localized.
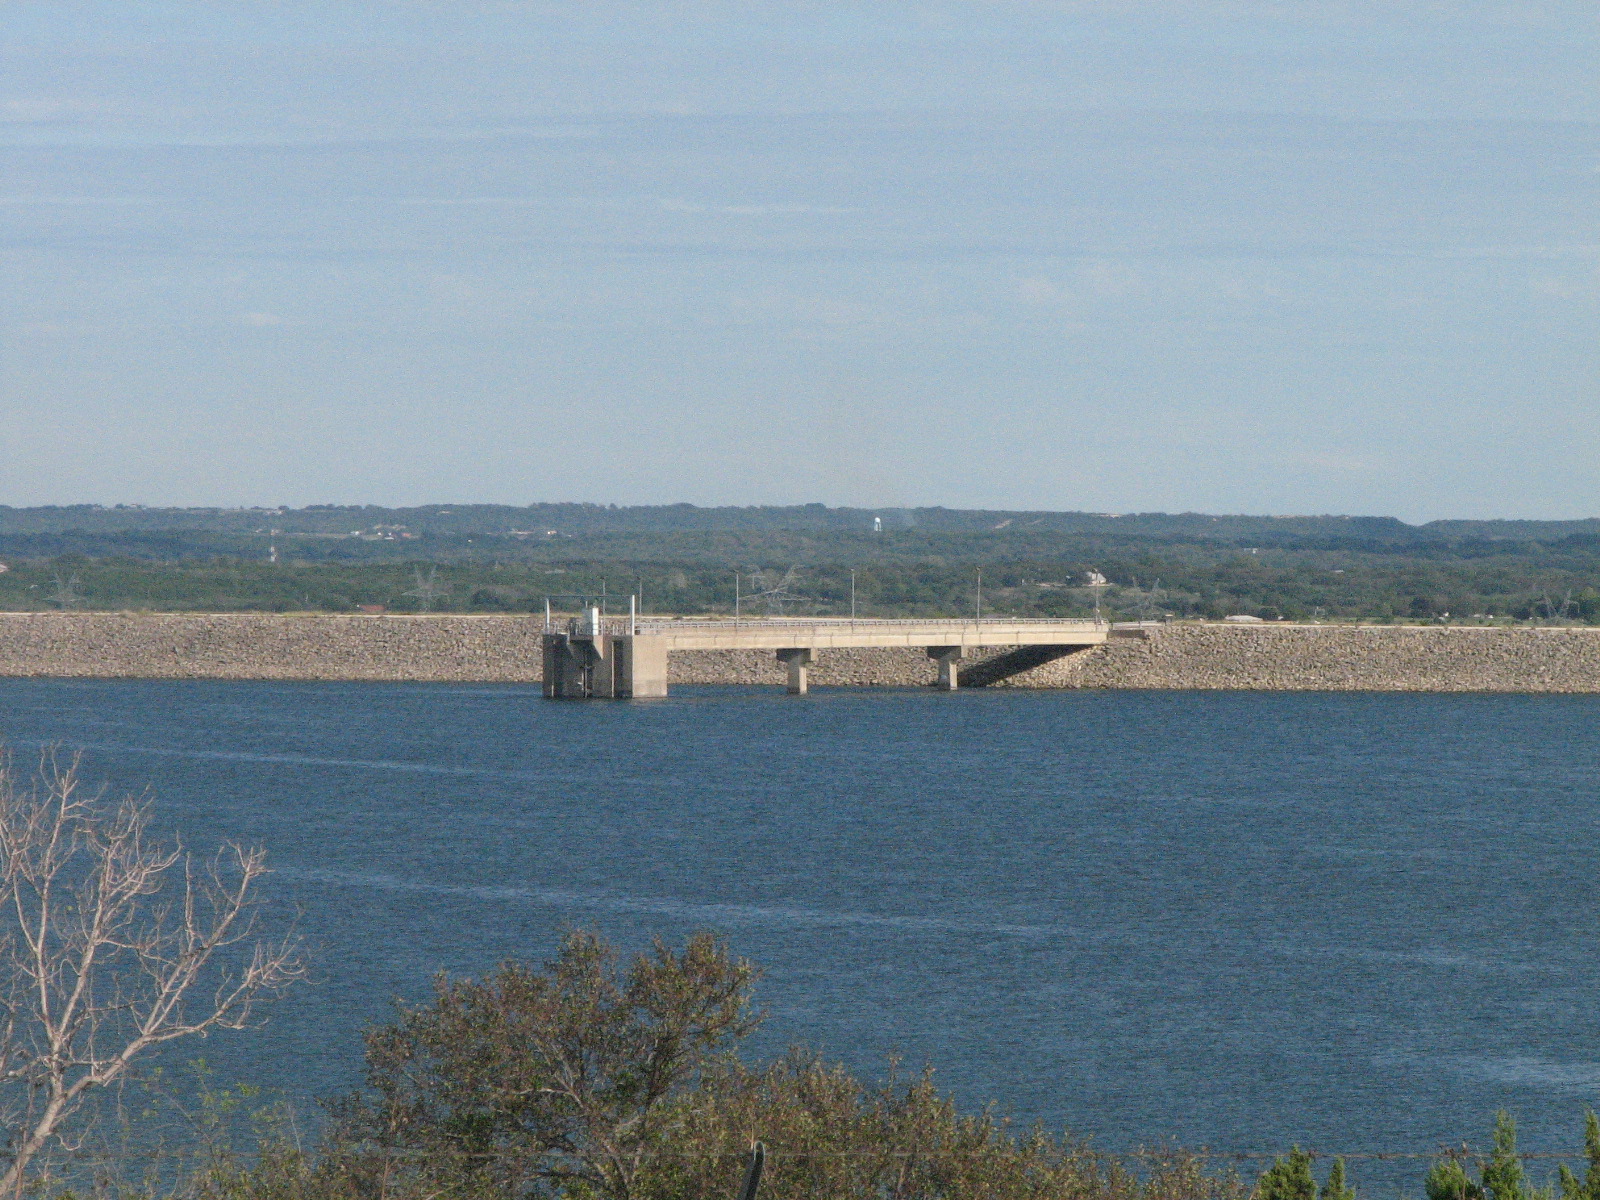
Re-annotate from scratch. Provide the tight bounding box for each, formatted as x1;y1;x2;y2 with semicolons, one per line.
0;748;304;1194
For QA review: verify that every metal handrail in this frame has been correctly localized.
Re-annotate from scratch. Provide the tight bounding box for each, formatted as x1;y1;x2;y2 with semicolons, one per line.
544;608;1110;638
548;616;638;637
634;616;1105;630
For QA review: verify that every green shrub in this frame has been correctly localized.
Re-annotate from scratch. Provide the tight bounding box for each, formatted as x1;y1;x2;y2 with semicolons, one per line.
1257;1148;1316;1200
1425;1157;1484;1200
1483;1112;1531;1200
1321;1158;1355;1200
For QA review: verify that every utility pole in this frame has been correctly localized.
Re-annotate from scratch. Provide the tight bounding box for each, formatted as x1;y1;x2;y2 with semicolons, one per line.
1085;569;1109;625
850;570;856;620
976;568;982;623
736;1141;765;1200
734;573;740;624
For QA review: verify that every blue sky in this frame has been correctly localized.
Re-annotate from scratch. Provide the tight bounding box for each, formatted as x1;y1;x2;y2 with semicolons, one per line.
2;2;1596;519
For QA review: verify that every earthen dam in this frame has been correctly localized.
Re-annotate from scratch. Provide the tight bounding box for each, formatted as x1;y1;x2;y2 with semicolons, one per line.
4;612;1600;692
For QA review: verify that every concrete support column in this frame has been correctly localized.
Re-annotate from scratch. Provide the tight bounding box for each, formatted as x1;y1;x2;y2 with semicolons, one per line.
541;636;562;698
563;640;593;698
587;635;617;698
542;634;596;698
776;648;813;695
619;636;669;698
544;634;670;699
927;646;962;690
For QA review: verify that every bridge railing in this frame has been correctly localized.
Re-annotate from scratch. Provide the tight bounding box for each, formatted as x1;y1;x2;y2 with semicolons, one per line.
545;615;638;637
632;616;1109;633
544;614;1113;637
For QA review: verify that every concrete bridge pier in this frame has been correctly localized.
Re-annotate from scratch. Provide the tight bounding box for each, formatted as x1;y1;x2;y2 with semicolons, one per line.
592;635;623;698
927;646;962;690
542;634;593;698
542;633;669;698
541;616;1118;699
619;636;669;698
776;648;813;695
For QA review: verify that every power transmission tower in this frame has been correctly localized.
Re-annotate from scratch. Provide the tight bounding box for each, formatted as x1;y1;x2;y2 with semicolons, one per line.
46;574;82;610
744;566;804;616
402;566;450;612
1131;576;1165;622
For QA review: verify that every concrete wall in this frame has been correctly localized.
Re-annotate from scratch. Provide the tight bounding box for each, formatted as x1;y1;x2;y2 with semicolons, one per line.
3;613;1600;692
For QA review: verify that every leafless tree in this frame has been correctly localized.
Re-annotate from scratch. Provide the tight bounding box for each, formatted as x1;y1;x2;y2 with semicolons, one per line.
1539;590;1577;624
0;750;303;1194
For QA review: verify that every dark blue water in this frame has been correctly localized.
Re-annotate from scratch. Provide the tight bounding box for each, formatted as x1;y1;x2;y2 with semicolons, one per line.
2;679;1599;1189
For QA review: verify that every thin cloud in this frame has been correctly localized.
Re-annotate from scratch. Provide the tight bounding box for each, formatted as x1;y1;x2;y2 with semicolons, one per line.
0;195;164;205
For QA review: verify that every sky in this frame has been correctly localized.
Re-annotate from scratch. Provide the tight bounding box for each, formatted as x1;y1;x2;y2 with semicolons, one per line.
1;1;1597;521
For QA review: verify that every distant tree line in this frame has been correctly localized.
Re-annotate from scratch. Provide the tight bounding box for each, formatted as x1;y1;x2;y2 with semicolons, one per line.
0;503;1598;622
1;552;1597;623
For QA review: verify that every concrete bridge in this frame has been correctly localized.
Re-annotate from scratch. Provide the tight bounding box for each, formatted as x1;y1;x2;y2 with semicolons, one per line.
541;611;1150;698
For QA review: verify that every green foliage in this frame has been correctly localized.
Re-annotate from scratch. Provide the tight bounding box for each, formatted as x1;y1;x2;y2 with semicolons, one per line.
1483;1112;1530;1200
1556;1110;1600;1200
1556;1111;1600;1200
334;930;762;1200
1581;1110;1600;1200
641;1051;1242;1200
325;931;1248;1200
3;502;1600;622
1426;1157;1485;1200
1257;1148;1317;1200
39;939;1600;1200
1321;1157;1355;1200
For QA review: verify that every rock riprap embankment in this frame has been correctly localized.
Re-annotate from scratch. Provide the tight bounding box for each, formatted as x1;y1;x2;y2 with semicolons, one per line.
0;612;544;682
2;613;1600;691
1005;624;1600;691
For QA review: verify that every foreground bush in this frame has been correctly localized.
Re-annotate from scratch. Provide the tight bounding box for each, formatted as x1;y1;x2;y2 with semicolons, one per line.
639;1051;1244;1200
318;930;1243;1200
332;930;759;1199
57;931;1600;1200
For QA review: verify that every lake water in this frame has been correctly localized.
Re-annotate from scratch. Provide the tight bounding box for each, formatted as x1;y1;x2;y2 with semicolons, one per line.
2;679;1599;1190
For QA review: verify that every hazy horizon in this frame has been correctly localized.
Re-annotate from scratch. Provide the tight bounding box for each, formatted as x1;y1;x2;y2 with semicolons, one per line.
7;498;1600;533
4;3;1597;522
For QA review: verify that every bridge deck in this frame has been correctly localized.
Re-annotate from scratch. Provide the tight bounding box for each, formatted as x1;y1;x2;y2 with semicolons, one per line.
542;617;1151;698
624;617;1111;651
